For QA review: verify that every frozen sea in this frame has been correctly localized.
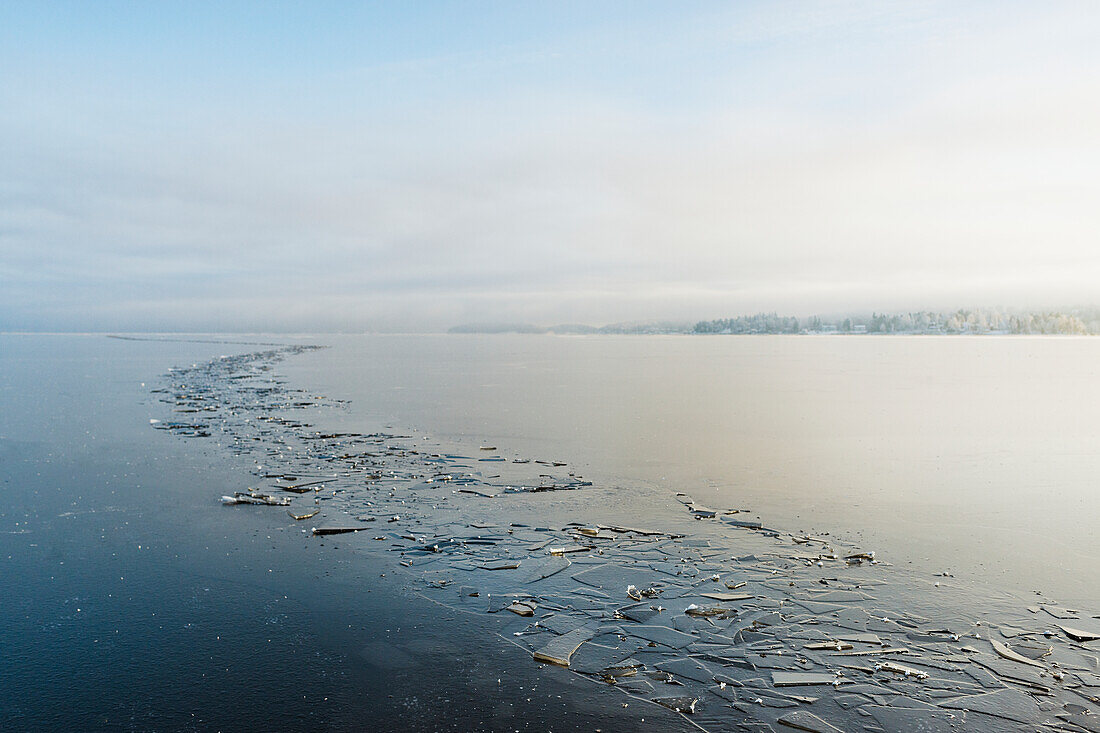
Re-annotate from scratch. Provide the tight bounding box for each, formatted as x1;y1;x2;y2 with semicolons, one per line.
284;333;1100;607
3;332;1098;731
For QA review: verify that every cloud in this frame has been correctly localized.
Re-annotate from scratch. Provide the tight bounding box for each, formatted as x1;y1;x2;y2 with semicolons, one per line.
2;1;1100;330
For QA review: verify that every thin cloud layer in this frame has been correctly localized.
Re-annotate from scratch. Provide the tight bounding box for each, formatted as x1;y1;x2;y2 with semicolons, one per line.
2;1;1099;331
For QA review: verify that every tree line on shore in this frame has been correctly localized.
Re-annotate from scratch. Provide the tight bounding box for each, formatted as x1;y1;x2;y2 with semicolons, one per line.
693;309;1100;335
450;309;1100;335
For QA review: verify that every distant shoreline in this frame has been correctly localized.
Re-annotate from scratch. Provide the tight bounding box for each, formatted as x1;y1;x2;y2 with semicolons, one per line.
446;328;1100;336
451;308;1100;336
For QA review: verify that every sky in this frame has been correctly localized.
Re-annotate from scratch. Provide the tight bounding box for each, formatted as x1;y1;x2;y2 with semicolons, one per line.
2;1;1099;332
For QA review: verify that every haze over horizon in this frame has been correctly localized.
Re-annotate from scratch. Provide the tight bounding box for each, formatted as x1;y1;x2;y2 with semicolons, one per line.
3;1;1100;333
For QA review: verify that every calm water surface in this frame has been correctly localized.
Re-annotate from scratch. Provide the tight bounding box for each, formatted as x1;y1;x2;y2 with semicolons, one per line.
285;334;1100;607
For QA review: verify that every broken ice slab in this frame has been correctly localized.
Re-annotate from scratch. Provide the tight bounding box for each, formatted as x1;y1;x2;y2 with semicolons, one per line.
651;696;698;714
418;538;467;554
517;557;571;584
1007;640;1051;659
748;694;801;709
616;603;662;624
1059;624;1100;642
875;661;929;679
699;592;753;602
654;657;722;684
625;625;697;649
1040;605;1083;619
278;479;327;493
971;656;1053;693
684;604;734;618
572;563;660;591
1060;713;1100;733
721;517;763;530
568;640;643;675
507;601;536;617
311;526;363;535
455;536;499;546
548;545;591;556
803;589;874;603
287;508;319;520
743;655;807;672
771;671;838;687
478;559;521;570
865;706;962;733
457;487;499;498
537;613;594;635
776;711;844;733
962;665;1008;690
532;626;597;667
601;658;644;681
222;491;291;506
938;688;1047;725
572;529;618;541
829;646;909;656
597;524;682;538
990;638;1046;669
486;595;527;613
803;641;853;651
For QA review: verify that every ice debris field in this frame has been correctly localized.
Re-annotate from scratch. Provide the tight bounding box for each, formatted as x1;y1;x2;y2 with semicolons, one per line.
152;346;1100;733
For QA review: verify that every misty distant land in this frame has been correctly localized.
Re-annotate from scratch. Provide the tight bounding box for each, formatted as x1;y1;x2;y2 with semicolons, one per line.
450;308;1100;336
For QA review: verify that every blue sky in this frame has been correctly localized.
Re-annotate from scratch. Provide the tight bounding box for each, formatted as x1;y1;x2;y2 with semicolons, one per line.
2;1;1099;331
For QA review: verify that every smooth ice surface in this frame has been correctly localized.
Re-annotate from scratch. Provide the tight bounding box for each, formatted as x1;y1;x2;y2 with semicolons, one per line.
281;334;1100;606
